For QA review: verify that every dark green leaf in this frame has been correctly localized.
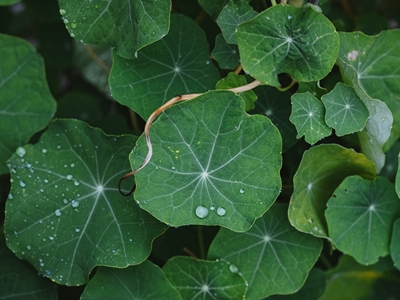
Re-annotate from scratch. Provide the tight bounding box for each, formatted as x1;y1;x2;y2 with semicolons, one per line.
297;81;327;99
390;219;400;271
131;91;282;232
198;0;230;19
212;33;240;70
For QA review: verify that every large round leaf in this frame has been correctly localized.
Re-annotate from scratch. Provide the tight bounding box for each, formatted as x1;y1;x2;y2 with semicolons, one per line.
5;119;167;285
131;90;282;232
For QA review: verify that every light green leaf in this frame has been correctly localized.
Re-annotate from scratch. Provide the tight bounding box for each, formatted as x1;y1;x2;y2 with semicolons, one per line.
337;58;393;173
321;83;369;136
326;176;400;265
81;261;182;300
57;0;171;58
390;219;400;271
236;5;339;86
5;119;167;285
109;14;220;120
338;30;400;149
217;0;257;44
208;203;322;300
288;144;376;238
163;256;247;300
131;90;282;232
289;92;331;144
0;236;57;300
0;34;56;175
216;72;257;111
212;33;240;70
297;81;327;99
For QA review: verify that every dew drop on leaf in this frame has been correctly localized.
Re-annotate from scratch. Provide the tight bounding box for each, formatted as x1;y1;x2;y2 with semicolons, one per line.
71;200;79;208
217;207;226;216
19;180;26;188
195;205;209;219
55;209;62;217
16;147;26;157
229;264;239;273
240;189;245;194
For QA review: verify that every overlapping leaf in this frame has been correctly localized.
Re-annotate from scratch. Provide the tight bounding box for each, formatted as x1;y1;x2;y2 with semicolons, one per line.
297;81;327;99
208;203;322;300
163;256;247;300
390;219;400;271
131;90;282;232
57;0;171;58
5;119;167;285
81;261;182;300
212;34;240;70
290;92;331;144
198;0;230;19
288;144;376;238
321;83;369;136
0;34;56;175
326;176;400;265
109;14;220;120
236;5;339;86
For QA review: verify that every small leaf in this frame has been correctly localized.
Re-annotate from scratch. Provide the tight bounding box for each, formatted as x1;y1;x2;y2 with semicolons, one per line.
326;176;400;265
5;119;167;285
288;144;376;238
217;0;257;44
321;83;369;136
208;203;322;300
216;72;257;111
0;34;56;175
289;92;331;144
236;5;339;86
109;14;220;120
163;256;247;300
212;33;240;70
81;261;182;300
131;90;282;232
390;219;400;271
57;0;171;58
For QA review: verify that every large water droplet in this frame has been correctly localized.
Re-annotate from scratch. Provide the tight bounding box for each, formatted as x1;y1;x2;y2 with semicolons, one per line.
19;180;26;188
217;207;226;216
239;189;244;194
195;206;209;219
66;174;73;180
71;200;79;208
55;209;62;217
16;147;26;157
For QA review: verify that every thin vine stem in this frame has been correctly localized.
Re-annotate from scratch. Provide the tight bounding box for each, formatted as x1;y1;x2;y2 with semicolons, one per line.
118;80;261;196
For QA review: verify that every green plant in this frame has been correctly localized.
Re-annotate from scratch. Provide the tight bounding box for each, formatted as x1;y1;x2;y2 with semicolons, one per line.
1;0;400;299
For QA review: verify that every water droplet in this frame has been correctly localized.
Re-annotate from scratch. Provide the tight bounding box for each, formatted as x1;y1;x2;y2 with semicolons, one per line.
171;166;176;170
71;200;79;208
75;228;80;232
55;209;62;217
66;174;73;180
59;9;66;15
63;199;69;204
210;205;215;211
229;264;239;273
70;163;75;168
308;218;313;223
195;206;209;219
27;245;31;250
74;180;80;186
217;207;226;216
19;180;26;188
71;22;77;28
239;189;244;194
16;147;26;157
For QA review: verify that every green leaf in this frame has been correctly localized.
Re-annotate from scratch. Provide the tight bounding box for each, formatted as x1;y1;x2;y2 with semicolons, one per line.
0;34;56;175
217;0;257;44
57;0;171;58
163;256;247;300
249;85;297;152
337;58;393;173
390;219;400;271
338;30;400;149
289;92;332;144
5;119;167;285
0;0;19;5
236;5;339;86
131;90;282;232
288;144;376;238
208;203;322;300
297;81;327;99
109;14;220;120
215;72;257;111
81;261;182;300
0;236;57;300
321;83;369;136
198;0;230;19
326;176;400;265
212;33;240;70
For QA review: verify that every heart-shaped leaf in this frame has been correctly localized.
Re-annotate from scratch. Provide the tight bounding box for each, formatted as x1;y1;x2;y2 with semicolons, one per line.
131;90;282;232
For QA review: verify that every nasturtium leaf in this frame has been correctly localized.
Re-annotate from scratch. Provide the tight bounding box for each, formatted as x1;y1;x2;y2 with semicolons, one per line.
338;30;400;148
208;203;322;300
289;92;331;144
212;33;240;70
288;144;376;238
217;0;257;44
297;81;327;99
0;236;57;300
337;58;393;173
236;5;339;86
0;0;19;5
5;119;167;285
0;34;56;175
81;261;182;300
216;72;257;111
321;83;369;136
249;85;297;152
163;256;247;300
131;90;282;232
109;14;220;120
326;176;400;265
390;219;400;271
198;0;230;19
57;0;171;58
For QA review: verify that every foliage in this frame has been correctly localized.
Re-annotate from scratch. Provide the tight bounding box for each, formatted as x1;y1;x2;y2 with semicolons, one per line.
1;0;400;299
